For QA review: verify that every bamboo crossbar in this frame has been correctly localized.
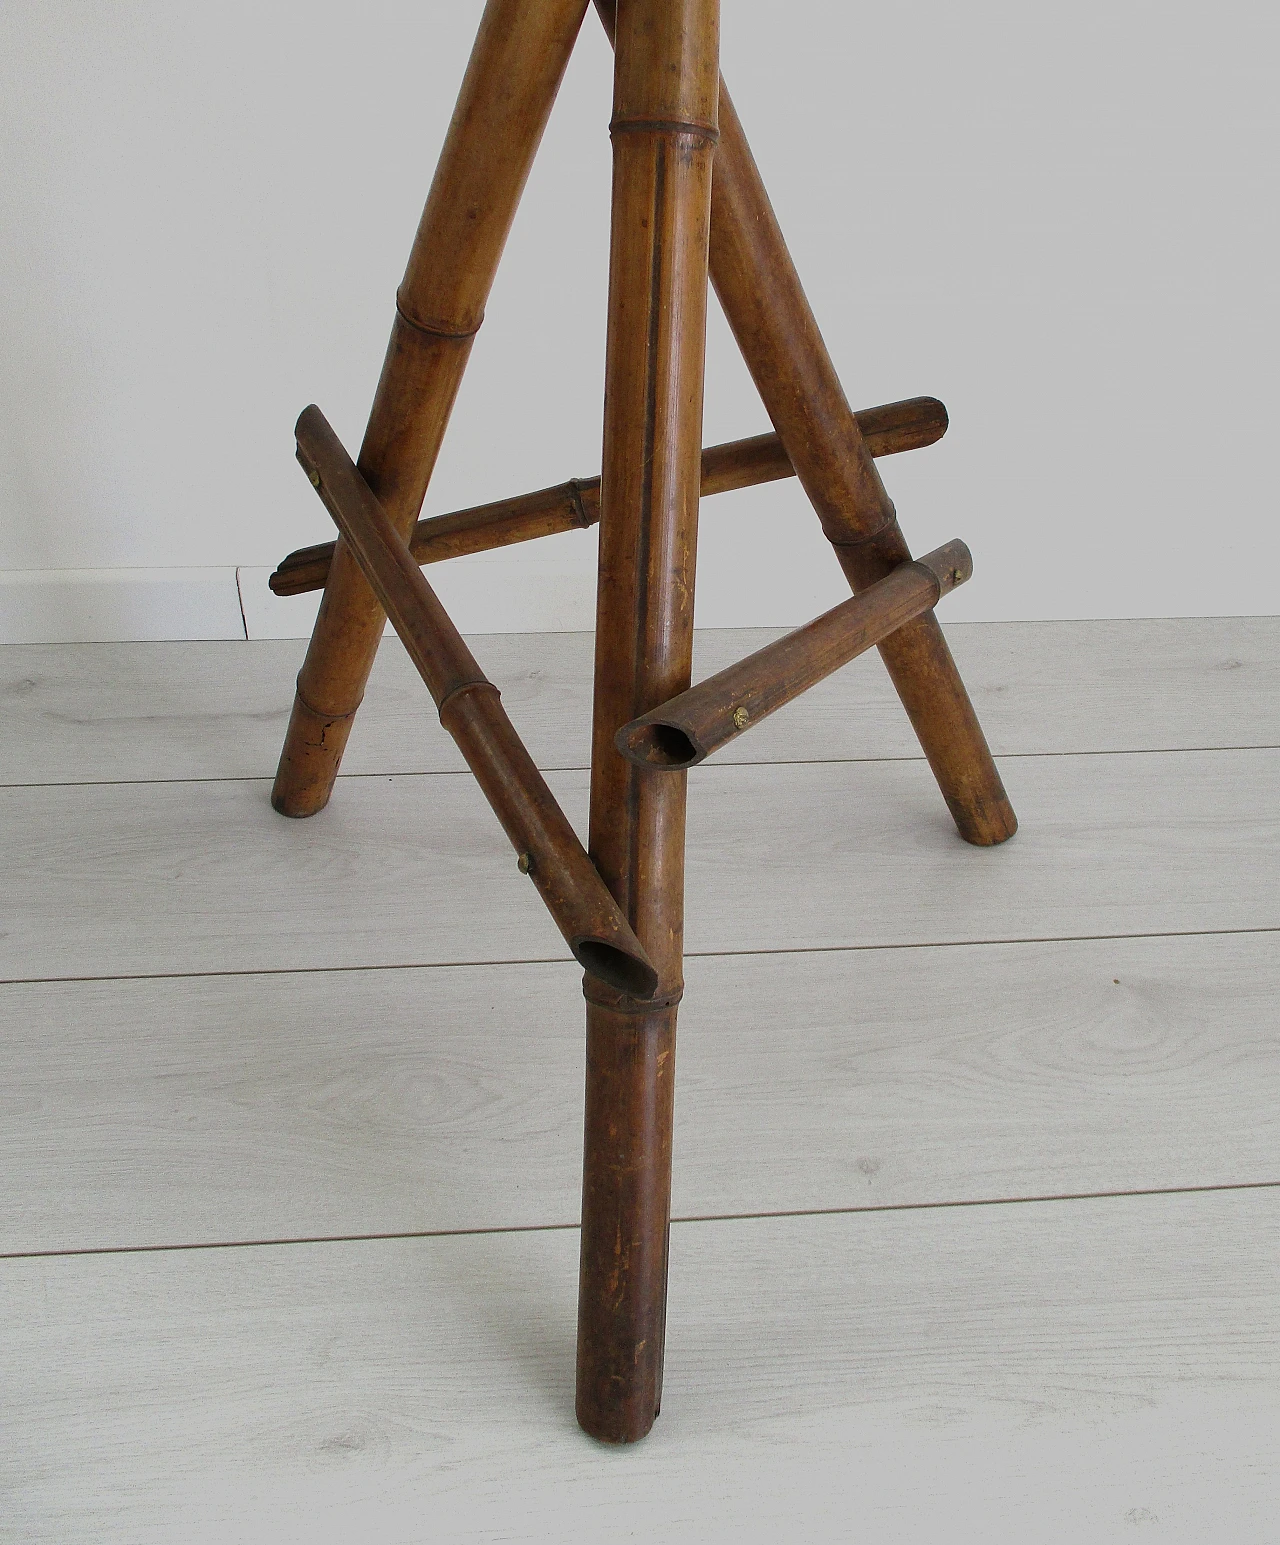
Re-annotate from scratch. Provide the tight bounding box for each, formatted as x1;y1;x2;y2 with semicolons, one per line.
616;539;972;770
293;404;658;999
269;397;948;598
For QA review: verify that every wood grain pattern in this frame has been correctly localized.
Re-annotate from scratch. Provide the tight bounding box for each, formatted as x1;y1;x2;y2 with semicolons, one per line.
4;617;1276;787
3;1191;1276;1542
1;749;1276;983
2;933;1276;1255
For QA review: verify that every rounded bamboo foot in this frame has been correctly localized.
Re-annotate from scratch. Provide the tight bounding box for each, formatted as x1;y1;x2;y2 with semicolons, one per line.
269;689;359;817
576;997;678;1444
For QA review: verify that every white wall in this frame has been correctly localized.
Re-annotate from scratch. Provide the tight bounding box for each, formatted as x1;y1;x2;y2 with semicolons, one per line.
2;0;1277;641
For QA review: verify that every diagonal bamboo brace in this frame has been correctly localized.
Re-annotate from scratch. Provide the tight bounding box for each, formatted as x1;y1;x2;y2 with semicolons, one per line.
616;539;972;770
293;405;658;1000
269;396;949;598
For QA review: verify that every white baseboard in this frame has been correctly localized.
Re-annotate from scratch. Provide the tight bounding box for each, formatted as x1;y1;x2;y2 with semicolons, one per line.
0;546;647;646
0;568;246;644
236;541;602;640
7;559;1260;647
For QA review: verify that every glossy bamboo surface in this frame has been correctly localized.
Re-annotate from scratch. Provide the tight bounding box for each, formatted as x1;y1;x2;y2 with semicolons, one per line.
577;0;720;1446
618;540;972;770
294;406;656;999
272;0;591;818
704;78;1015;846
269;397;949;598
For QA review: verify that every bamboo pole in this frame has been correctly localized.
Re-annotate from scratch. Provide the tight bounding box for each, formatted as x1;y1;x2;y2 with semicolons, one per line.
268;396;949;598
294;405;658;998
592;0;1016;847
617;540;971;769
271;0;591;819
576;0;719;1446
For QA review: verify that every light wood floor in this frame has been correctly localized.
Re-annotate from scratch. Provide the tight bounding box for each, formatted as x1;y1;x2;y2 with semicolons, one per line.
3;618;1278;1543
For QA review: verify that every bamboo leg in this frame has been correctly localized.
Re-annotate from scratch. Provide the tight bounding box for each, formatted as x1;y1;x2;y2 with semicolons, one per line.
592;1;1016;847
576;0;719;1444
706;82;1016;845
271;0;590;817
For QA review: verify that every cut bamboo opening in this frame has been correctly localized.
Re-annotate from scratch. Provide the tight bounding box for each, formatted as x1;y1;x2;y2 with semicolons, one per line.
293;404;658;999
269;396;948;598
615;539;972;770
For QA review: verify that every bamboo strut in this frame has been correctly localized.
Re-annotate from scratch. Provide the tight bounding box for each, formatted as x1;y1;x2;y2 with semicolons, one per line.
271;0;591;819
268;396;949;598
294;405;657;1000
618;539;971;769
593;0;1016;847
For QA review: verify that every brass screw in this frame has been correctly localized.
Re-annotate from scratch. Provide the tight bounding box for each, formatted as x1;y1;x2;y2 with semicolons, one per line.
732;705;750;731
307;467;321;488
952;567;962;584
517;852;532;875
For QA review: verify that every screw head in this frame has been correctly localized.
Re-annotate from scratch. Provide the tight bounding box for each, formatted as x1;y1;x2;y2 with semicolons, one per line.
732;705;750;731
517;852;532;875
307;467;321;488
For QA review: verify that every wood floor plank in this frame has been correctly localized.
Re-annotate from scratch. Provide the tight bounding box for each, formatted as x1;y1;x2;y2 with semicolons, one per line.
2;934;1276;1254
3;616;1277;786
1;749;1276;983
3;1190;1276;1543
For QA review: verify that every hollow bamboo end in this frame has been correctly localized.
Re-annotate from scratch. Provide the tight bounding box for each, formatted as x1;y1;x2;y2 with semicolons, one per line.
615;720;701;771
573;939;659;999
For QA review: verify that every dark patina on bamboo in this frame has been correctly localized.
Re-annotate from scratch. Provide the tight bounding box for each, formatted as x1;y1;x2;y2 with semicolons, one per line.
268;396;949;598
576;0;720;1446
270;0;592;819
294;405;657;999
618;539;972;770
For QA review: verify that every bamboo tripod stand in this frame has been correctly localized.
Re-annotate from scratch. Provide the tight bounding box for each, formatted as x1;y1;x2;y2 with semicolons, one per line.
269;0;1018;1444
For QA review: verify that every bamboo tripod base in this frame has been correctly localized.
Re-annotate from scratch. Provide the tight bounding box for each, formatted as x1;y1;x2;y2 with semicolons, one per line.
265;0;1016;1446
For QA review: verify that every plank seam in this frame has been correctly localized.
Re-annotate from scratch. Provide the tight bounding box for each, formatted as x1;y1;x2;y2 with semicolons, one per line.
1;925;1276;990
5;743;1280;791
4;1179;1277;1263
